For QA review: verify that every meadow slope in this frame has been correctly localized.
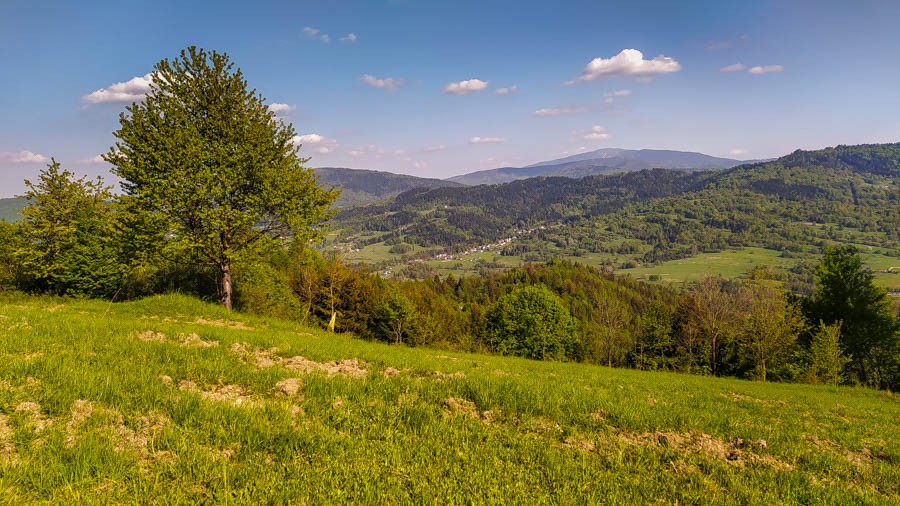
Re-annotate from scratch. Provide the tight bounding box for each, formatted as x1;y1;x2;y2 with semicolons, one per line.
0;294;897;504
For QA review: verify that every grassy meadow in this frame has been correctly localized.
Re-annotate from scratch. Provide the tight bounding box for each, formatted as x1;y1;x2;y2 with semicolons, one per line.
1;293;898;504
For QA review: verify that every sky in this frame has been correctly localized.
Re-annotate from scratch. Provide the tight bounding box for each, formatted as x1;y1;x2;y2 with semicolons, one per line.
2;0;900;197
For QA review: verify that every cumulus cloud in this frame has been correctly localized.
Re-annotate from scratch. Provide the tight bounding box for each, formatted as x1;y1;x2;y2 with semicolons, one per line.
495;85;517;95
0;150;49;163
583;125;610;141
748;65;784;74
303;26;331;43
720;63;747;72
268;103;296;115
340;33;357;42
469;136;505;144
533;106;587;117
361;74;404;91
730;148;747;156
578;49;681;81
443;79;489;95
82;73;153;104
292;134;338;154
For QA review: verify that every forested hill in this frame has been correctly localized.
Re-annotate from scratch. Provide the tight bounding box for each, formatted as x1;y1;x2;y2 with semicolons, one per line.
332;143;900;277
313;167;464;208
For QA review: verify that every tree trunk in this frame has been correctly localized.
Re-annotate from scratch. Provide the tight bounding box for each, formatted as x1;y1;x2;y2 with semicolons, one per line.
221;260;233;311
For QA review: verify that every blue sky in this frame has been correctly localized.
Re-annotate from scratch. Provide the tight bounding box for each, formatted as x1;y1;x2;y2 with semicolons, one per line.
2;0;899;196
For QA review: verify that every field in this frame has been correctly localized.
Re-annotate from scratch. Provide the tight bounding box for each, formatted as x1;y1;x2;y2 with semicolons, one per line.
1;293;898;504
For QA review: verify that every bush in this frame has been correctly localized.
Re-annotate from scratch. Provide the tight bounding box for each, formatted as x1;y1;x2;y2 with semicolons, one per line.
486;284;578;361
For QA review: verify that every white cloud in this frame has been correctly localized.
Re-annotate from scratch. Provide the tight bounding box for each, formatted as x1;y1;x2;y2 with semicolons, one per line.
303;26;331;43
424;145;447;152
443;79;489;95
292;133;338;154
0;150;49;163
348;145;405;158
469;136;505;144
583;125;610;141
268;103;296;115
730;148;747;156
748;65;784;74
82;73;153;104
84;154;108;164
495;85;517;95
578;49;681;81
720;63;747;73
361;74;404;92
340;33;357;42
533;106;587;117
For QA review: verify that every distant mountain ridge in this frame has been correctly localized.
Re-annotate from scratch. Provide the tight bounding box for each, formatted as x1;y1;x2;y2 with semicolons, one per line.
447;148;745;186
313;167;463;208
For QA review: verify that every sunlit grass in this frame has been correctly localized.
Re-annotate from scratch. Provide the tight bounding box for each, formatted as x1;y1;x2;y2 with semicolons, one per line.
1;292;897;504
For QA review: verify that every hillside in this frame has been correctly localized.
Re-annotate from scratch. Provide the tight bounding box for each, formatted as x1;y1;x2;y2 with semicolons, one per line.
1;293;897;503
448;148;744;185
332;143;900;289
0;198;26;223
314;167;464;208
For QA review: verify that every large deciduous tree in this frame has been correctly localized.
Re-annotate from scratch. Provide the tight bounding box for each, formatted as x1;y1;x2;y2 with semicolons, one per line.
107;46;338;309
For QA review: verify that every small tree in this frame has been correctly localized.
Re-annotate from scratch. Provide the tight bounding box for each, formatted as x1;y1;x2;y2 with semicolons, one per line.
806;321;849;385
15;159;121;296
486;284;578;361
740;280;805;382
108;47;338;309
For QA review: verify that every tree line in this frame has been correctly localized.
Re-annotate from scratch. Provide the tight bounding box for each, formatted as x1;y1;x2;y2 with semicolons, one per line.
1;46;896;391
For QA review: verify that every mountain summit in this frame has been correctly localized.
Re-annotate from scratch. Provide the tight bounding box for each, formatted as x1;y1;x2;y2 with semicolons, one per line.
448;148;745;186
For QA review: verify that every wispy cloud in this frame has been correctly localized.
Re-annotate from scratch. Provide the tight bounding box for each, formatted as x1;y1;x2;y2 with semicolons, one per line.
578;49;681;81
443;79;489;95
361;74;405;92
0;150;49;163
602;89;632;103
720;63;747;72
469;136;505;144
424;145;448;152
303;26;331;43
533;106;587;117
340;33;357;42
292;133;338;154
748;65;784;74
495;85;517;95
582;125;610;141
82;73;153;104
706;40;731;50
730;148;747;156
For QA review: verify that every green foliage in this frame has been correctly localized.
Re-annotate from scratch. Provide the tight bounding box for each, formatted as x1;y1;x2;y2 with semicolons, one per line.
14;160;123;297
635;299;676;370
1;293;899;503
485;284;578;360
806;245;898;389
805;321;849;385
108;46;338;309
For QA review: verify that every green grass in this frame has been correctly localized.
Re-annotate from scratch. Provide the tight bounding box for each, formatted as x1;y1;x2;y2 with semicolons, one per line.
2;293;897;504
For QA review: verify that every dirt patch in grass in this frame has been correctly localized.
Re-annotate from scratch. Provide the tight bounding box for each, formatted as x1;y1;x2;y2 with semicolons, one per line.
15;401;51;433
433;370;466;380
230;342;367;378
805;434;877;469
135;330;166;342
617;430;790;470
195;317;253;330
722;391;787;407
275;378;304;396
178;332;219;348
178;380;255;407
0;414;18;465
443;397;494;423
106;413;169;458
64;399;96;448
383;367;401;378
563;435;596;452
